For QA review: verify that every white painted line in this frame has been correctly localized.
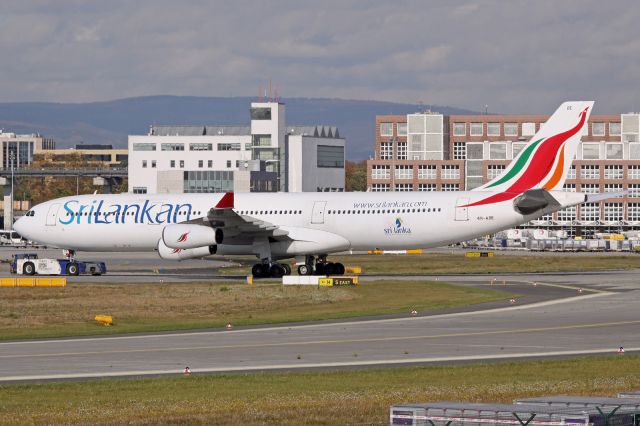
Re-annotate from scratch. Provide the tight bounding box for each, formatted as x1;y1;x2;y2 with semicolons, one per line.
1;347;637;382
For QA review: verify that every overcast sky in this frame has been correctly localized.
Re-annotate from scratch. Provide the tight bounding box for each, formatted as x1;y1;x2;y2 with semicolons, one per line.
2;0;639;113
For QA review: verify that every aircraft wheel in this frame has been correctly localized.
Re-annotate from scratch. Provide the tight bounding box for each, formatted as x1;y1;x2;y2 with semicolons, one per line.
23;262;36;276
282;264;292;275
270;264;285;278
334;262;345;275
252;263;265;278
297;264;312;276
323;263;335;276
66;263;79;276
315;263;326;276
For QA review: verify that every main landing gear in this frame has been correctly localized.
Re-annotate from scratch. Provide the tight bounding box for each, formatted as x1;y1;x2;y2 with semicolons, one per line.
296;255;345;276
251;262;292;279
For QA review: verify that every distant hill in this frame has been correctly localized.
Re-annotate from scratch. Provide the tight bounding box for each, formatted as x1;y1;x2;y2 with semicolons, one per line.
0;96;476;160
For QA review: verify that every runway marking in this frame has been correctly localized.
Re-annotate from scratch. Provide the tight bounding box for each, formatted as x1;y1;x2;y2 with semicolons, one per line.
1;347;639;383
0;283;613;347
2;318;638;360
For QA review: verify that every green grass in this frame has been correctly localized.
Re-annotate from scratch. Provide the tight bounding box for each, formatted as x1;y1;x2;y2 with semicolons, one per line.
219;253;640;276
1;355;639;425
0;280;510;340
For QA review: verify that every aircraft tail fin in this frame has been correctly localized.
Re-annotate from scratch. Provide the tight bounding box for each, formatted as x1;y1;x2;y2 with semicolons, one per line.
473;101;593;193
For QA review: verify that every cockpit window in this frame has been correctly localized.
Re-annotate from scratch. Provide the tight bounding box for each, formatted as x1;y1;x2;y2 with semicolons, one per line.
26;210;35;217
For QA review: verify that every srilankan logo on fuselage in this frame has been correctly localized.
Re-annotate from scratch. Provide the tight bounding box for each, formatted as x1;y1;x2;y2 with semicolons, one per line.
384;217;412;235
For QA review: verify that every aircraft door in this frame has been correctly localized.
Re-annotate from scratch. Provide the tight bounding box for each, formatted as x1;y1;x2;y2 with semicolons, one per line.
311;201;327;224
46;204;61;226
455;198;469;221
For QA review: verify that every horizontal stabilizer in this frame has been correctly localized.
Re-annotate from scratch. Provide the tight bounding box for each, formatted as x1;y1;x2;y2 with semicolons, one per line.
586;191;627;203
513;189;560;215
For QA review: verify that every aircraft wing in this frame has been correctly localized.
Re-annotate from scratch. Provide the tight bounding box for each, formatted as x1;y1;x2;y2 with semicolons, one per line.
585;191;626;203
183;192;290;243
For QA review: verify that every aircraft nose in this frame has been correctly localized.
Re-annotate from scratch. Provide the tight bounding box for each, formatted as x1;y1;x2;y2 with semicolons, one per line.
13;216;26;236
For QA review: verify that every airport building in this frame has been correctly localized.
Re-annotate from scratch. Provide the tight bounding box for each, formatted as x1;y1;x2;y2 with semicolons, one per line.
128;101;345;194
367;110;640;235
0;130;56;169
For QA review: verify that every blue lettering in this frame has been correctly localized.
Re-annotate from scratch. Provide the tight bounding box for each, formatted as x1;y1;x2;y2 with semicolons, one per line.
156;204;174;224
59;200;78;225
173;203;192;222
140;200;156;224
95;201;108;224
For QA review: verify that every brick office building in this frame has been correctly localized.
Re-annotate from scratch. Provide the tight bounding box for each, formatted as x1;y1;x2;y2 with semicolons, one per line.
366;111;640;235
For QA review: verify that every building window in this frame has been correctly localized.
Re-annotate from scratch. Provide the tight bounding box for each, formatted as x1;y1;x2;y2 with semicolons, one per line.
580;203;600;222
179;160;184;168
418;183;436;191
184;170;235;193
161;143;185;151
441;165;460;180
226;160;231;168
371;165;390;179
190;143;213;151
580;184;600;194
380;142;393;160
512;142;526;158
610;122;621;136
453;123;466;136
396;142;407;160
504;123;518;136
395;165;413;180
487;122;500;136
628;203;640;221
151;160;156;168
371;183;390;192
142;160;147;168
198;160;203;168
592;122;605;136
250;107;272;120
581;165;600;179
522;122;536;136
557;206;576;222
489;143;507;160
395;183;413;191
397;123;407;136
629;184;640;198
604;165;624;179
218;143;241;151
441;183;459;191
208;160;213;168
466;143;484;160
487;165;506;180
252;134;272;147
563;183;576;192
567;165;576;180
470;123;483;136
629;165;640;179
606;143;623;160
604;203;623;222
170;160;175;168
380;122;393;136
582;143;600;160
418;165;437;179
132;187;147;194
132;143;156;151
453;142;466;160
605;184;623;193
317;145;344;168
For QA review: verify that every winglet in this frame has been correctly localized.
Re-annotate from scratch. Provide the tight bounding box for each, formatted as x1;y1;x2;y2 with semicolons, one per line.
215;192;234;209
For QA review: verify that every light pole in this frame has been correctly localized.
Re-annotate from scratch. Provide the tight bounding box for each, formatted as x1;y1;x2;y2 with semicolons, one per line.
9;151;15;217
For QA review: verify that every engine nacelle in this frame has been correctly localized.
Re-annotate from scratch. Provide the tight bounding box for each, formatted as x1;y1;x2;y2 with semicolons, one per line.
162;224;223;249
157;239;216;261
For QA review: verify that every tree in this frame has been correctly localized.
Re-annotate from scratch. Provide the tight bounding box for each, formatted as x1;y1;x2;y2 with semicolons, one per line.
345;160;367;192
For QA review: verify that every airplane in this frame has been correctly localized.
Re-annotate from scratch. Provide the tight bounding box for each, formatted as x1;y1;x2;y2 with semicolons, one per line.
15;101;604;278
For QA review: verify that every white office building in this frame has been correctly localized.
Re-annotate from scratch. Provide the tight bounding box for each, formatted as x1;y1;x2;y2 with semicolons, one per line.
128;102;345;194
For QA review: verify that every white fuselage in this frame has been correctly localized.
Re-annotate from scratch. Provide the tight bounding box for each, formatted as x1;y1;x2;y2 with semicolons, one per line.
15;191;584;258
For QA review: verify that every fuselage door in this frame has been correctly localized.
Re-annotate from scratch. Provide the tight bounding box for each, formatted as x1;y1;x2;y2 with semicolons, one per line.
455;198;469;221
46;204;61;226
311;201;327;224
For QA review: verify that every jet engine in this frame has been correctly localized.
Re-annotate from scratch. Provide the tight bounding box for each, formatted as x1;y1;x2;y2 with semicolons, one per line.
157;239;217;261
162;223;223;249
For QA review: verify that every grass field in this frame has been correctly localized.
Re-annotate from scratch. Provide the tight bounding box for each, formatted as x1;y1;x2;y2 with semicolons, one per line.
0;280;509;340
1;355;638;425
219;253;640;275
